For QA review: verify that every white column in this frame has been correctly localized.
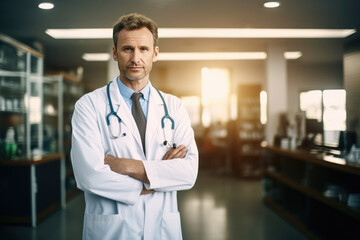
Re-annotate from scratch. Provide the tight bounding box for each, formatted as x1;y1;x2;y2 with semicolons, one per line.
265;44;287;145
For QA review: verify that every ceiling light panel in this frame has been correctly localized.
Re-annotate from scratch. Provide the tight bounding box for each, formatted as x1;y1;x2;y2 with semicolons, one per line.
158;52;267;61
82;53;110;61
46;28;356;39
82;51;301;61
46;29;112;39
158;28;356;38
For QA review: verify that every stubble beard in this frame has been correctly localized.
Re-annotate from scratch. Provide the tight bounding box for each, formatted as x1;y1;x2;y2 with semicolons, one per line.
120;65;151;82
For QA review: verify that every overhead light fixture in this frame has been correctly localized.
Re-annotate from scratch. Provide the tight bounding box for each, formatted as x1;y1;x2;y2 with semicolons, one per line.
38;2;54;10
46;29;111;39
82;53;111;61
82;51;301;61
158;52;267;61
284;51;302;59
158;52;302;61
263;1;281;8
46;28;356;39
158;28;356;38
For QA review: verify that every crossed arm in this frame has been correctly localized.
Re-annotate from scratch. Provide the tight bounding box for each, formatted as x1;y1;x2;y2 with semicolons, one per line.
104;145;188;194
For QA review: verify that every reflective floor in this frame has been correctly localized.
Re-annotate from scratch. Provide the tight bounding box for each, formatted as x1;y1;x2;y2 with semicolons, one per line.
0;170;307;240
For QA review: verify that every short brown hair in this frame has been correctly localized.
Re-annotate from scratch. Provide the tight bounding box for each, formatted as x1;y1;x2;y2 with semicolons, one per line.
113;13;158;49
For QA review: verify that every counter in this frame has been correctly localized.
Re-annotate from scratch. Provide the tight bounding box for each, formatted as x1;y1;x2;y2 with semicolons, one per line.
262;146;360;239
0;153;65;227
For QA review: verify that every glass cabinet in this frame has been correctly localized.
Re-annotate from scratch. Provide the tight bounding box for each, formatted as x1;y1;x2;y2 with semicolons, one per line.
0;33;66;228
44;73;87;200
0;33;43;160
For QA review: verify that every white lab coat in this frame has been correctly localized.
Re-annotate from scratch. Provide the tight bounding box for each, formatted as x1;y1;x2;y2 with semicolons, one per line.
70;77;198;240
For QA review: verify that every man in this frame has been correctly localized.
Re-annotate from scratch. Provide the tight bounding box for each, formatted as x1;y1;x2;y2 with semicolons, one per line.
70;13;198;240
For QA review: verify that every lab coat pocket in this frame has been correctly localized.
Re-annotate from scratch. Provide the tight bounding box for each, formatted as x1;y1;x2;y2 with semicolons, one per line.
161;211;182;240
85;213;126;240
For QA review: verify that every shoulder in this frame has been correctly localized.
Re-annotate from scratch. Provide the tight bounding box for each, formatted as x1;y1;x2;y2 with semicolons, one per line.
151;87;187;116
152;87;182;104
75;85;107;109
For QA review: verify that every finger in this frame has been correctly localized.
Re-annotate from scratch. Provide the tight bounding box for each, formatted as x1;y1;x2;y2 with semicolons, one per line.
166;146;187;159
162;145;187;160
172;147;188;159
162;149;172;160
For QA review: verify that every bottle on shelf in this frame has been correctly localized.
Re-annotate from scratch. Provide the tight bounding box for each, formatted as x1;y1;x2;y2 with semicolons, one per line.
4;126;17;160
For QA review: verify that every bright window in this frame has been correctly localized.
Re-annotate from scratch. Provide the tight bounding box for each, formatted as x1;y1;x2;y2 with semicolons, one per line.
201;68;230;126
300;89;346;147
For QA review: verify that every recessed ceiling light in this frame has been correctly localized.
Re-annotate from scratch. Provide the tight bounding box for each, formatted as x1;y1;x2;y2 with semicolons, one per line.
46;28;356;39
264;1;280;8
38;2;54;10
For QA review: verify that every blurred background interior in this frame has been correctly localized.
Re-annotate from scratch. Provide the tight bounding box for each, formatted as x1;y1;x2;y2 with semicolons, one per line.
1;0;360;239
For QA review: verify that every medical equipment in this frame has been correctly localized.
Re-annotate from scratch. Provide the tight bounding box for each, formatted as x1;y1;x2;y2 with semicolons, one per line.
106;81;176;149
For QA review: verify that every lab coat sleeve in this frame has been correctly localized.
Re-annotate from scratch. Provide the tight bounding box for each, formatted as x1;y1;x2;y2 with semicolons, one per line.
143;98;198;192
71;94;143;204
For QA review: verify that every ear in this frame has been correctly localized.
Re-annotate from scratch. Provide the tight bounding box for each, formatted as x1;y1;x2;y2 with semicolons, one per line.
112;46;118;61
152;46;159;62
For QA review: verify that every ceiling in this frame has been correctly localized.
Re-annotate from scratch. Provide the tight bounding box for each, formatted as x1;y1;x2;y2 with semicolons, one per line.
1;0;360;88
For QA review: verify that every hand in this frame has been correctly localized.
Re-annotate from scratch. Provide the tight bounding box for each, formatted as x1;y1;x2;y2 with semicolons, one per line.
162;145;188;160
104;154;149;183
104;154;126;174
140;185;155;195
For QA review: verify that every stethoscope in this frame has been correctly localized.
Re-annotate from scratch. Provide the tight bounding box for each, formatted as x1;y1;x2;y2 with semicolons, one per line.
106;81;177;149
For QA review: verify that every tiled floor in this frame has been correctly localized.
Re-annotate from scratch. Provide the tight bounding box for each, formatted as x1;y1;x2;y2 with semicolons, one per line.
0;170;307;240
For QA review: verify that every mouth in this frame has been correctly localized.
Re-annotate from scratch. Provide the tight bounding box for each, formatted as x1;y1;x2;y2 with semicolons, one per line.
127;66;143;70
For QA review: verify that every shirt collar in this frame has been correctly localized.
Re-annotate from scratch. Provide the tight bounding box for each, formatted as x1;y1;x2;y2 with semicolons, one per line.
116;76;151;102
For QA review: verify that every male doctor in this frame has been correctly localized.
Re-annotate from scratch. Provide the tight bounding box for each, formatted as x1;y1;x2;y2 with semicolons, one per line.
70;13;198;240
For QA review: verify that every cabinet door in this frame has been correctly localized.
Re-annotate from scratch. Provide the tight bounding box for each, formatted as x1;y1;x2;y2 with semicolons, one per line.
0;76;27;160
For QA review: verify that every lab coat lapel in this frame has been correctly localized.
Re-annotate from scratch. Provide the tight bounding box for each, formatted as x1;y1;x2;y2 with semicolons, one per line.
110;78;143;150
145;86;164;157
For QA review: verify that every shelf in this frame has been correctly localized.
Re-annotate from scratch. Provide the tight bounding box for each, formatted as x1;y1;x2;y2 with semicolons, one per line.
264;197;320;240
0;109;25;114
0;152;64;166
265;170;360;220
263;146;360;238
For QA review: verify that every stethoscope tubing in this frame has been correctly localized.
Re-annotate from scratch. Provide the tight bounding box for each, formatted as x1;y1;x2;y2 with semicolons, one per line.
105;81;176;148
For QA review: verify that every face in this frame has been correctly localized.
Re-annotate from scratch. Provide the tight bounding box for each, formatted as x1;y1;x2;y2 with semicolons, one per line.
112;27;159;84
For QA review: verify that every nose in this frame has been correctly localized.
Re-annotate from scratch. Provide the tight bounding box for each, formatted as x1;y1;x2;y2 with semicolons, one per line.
131;49;141;64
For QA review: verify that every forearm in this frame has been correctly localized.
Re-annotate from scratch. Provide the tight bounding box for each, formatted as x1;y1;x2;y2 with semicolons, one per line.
104;155;150;184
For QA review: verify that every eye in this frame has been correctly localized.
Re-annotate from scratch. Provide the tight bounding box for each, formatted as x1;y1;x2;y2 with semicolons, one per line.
140;47;149;52
123;47;133;52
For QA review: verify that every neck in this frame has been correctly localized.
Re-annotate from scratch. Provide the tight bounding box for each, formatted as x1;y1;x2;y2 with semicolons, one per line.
119;77;148;92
